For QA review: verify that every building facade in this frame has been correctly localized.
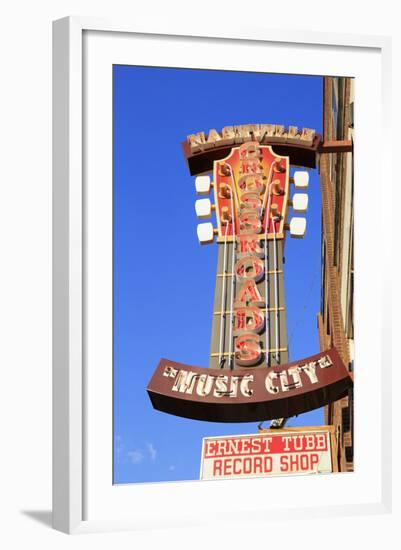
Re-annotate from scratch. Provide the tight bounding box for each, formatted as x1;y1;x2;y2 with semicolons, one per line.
318;76;354;472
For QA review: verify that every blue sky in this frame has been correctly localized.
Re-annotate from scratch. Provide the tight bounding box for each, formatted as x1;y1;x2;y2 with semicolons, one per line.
113;66;323;484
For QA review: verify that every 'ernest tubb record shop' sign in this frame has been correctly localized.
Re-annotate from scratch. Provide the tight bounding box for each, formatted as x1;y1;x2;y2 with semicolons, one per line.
147;123;353;423
200;427;337;479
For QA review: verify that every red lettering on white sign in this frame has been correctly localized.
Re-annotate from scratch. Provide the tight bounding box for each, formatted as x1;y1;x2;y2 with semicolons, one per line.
201;431;333;480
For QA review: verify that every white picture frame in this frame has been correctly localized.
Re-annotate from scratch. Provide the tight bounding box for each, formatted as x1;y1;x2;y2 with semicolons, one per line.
52;16;394;536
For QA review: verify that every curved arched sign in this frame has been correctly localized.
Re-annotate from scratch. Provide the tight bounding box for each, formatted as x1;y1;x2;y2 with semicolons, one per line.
182;123;322;173
147;347;353;423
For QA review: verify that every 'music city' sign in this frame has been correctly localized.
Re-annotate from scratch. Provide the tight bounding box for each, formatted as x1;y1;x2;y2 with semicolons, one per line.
147;348;352;422
200;427;336;480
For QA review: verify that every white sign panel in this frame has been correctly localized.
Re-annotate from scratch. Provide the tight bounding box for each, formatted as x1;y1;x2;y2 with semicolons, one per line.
200;428;334;480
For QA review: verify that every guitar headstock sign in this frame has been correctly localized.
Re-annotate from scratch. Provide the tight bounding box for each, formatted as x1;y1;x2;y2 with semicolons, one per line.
147;124;353;423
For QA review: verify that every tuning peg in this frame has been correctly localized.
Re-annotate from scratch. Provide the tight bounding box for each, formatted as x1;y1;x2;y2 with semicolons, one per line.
220;206;232;223
292;193;308;213
293;171;309;189
289;217;307;238
195;198;212;219
197;222;215;244
272;180;285;196
273;159;287;173
195;175;212;195
270;203;281;219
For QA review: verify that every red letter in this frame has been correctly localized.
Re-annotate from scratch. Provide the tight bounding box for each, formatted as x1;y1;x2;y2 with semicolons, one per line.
237;235;264;257
235;279;264;307
233;458;242;475
235;333;261;366
234;307;265;335
240;192;262;210
280;456;289;472
238;175;265;193
239;210;262;234
235;256;264;281
310;453;319;470
254;457;263;473
213;460;222;476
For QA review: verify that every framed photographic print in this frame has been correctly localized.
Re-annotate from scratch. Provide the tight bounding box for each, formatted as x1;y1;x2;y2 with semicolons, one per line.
53;17;393;536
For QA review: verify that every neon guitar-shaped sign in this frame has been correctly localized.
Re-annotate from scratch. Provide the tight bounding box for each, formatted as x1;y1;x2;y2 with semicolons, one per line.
196;141;299;373
147;131;352;423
